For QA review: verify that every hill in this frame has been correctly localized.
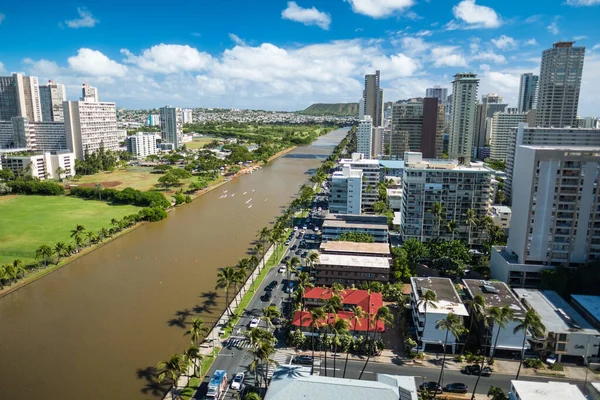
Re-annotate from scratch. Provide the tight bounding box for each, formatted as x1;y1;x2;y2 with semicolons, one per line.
299;103;359;116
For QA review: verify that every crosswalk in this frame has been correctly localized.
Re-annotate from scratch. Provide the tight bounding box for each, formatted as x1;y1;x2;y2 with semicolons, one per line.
224;337;253;349
265;351;291;381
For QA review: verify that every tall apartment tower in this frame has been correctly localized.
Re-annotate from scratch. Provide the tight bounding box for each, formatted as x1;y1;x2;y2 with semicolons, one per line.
39;81;67;122
9;73;43;122
81;83;99;102
329;164;363;215
474;94;508;158
425;86;448;106
182;108;193;124
358;98;365;119
159;106;183;149
517;73;539;113
391;101;423;156
0;76;19;121
449;73;479;164
64;101;119;159
490;110;528;162
363;70;383;126
422;97;445;158
356;116;373;157
536;42;585;128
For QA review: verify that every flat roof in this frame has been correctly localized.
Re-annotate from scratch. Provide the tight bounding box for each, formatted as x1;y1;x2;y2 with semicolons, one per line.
520;145;600;151
511;380;586;400
318;254;390;269
492;205;512;214
411;277;469;316
319;241;390;255
571;295;600;323
266;366;418;400
378;160;405;169
463;279;526;319
323;219;389;230
513;289;599;335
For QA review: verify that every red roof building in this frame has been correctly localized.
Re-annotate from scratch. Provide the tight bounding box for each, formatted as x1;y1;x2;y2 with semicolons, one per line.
292;310;385;333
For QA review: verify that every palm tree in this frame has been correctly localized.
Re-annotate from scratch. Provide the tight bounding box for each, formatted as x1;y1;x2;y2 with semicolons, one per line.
74;235;84;252
330;317;349;377
157;353;185;399
306;251;319;274
85;231;95;246
465;209;477;246
0;265;7;289
12;259;26;279
262;305;281;331
244;393;262;400
435;313;464;397
462;295;486;355
55;242;67;260
71;224;85;239
285;257;301;309
185;317;208;346
215;266;239;316
296;272;314;309
471;313;494;400
359;306;393;380
431;202;446;237
417;290;438;351
237;258;251;281
66;244;75;256
183;344;201;377
35;244;54;267
514;310;545;380
304;307;325;374
5;264;18;283
447;220;457;240
489;306;515;358
343;305;365;378
257;227;271;271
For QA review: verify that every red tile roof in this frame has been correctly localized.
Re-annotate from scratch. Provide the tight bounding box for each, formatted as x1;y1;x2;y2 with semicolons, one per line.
302;288;383;313
292;311;385;332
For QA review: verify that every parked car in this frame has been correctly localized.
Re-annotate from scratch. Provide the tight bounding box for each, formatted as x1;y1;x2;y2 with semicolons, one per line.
292;355;314;365
443;383;468;394
314;227;320;232
278;266;286;273
302;226;307;230
248;318;260;329
231;373;244;390
546;354;558;365
418;382;442;394
293;226;298;231
268;280;278;287
291;245;297;250
523;350;540;360
463;365;491;376
261;292;272;302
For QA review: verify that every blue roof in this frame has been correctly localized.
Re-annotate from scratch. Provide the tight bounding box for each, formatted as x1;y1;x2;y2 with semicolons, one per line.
378;160;405;169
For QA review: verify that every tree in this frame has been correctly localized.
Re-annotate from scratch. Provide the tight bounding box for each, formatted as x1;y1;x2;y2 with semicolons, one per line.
329;317;349;377
262;305;281;331
465;209;477;246
489;306;515;358
447;220;457;240
321;295;343;377
55;166;66;181
306;251;319;274
487;386;508;400
296;272;314;309
402;238;427;265
215;266;239;316
285;257;300;311
304;307;325;373
462;295;486;355
54;242;68;260
157;354;186;399
359;306;393;379
185;317;208;347
417;290;438;351
338;232;375;243
431;202;446;237
0;265;7;289
71;224;85;238
35;244;54;267
343;305;365;378
183;344;201;377
244;393;262;400
257;227;271;271
435;313;464;395
158;171;181;189
514;310;545;380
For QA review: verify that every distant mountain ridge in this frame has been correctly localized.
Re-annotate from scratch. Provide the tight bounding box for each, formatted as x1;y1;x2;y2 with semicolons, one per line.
299;102;394;116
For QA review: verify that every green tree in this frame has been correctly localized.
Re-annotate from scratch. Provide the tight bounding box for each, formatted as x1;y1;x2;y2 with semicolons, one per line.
447;220;457;240
215;266;239;316
330;317;349;377
35;244;54;267
0;265;7;289
185;317;208;347
487;386;508;400
158;172;181;189
489;306;515;358
343;305;365;378
183;344;201;377
157;354;186;399
359;306;393;379
262;305;281;331
465;209;477;246
462;295;486;355
435;313;464;393
402;238;427;265
54;242;68;260
514;310;545;380
338;232;375;243
431;202;446;237
304;307;325;372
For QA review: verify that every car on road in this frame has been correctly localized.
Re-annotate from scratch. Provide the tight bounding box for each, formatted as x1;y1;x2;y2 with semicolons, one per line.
292;355;314;365
295;250;302;255
293;226;298;231
261;292;272;302
291;245;297;250
278;266;286;273
285;240;290;245
302;252;308;258
302;226;307;230
248;318;260;328
443;383;468;394
283;256;290;262
418;382;442;394
231;373;244;390
314;227;319;232
267;280;278;288
463;364;491;376
523;350;540;360
546;354;558;365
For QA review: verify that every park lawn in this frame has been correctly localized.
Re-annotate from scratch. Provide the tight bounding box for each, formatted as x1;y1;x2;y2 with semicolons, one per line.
0;195;140;265
185;137;217;150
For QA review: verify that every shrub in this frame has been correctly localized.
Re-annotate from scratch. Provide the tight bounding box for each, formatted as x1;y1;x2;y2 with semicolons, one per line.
7;180;65;195
137;207;168;222
454;355;465;363
524;358;543;369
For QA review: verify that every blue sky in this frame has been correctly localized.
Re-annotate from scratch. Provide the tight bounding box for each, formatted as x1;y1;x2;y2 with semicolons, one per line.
1;0;599;114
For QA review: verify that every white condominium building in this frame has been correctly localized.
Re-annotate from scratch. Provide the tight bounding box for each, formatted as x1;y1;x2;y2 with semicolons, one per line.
81;83;99;102
0;151;75;180
329;164;363;215
182;108;193;124
159;106;183;149
357;116;373;158
400;152;494;244
449;72;479;164
64;101;119;159
39;81;67;122
126;132;159;159
490;110;528;162
338;153;380;211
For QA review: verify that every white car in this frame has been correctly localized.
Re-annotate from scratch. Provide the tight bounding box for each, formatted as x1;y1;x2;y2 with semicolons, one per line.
293;226;298;231
249;318;260;329
318;207;322;211
302;226;307;230
231;372;244;390
278;266;286;273
314;227;320;232
546;354;558;365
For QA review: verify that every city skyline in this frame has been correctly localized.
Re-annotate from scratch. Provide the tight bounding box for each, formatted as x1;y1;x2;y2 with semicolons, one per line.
0;1;599;114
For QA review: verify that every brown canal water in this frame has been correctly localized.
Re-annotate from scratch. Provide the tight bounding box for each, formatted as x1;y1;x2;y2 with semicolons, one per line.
0;128;348;400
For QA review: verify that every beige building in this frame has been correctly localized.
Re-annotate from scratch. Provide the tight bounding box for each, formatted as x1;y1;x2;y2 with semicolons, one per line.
449;72;479;164
64;101;119;159
490;110;527;162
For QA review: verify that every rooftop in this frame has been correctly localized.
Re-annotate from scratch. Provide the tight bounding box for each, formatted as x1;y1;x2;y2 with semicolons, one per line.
510;380;586;400
520;145;600;152
513;289;599;335
463;279;526;319
323;213;389;230
265;366;418;400
303;287;383;312
571;295;600;323
411;277;469;316
319;241;390;256
378;160;405;169
292;310;385;332
492;205;512;215
387;188;403;197
318;254;390;270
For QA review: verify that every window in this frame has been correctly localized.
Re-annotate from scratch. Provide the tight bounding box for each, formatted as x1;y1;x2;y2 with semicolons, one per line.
558;334;567;342
557;343;566;352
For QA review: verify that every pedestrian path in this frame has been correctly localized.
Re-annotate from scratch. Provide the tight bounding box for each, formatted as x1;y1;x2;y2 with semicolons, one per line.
224;337;253;349
266;352;291;381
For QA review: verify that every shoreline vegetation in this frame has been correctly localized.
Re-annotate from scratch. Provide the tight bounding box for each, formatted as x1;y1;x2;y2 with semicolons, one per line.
0;125;339;297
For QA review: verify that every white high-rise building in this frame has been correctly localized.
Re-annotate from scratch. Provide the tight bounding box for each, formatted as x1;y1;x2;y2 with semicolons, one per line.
39;80;67;122
159;106;183;149
491;145;600;287
356;116;373;158
126;132;159;159
449;73;479;164
517;73;539;113
182;108;193;124
81;83;99;103
145;114;160;126
329;164;363;215
490;110;528;162
13;73;43;122
337;153;380;211
64;101;119;159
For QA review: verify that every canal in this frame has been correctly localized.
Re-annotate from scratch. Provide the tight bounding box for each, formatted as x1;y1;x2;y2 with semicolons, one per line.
0;127;348;400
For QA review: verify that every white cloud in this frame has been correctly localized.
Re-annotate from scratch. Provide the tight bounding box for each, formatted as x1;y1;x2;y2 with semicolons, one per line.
593;44;600;50
0;61;5;73
281;1;331;30
369;53;419;79
68;49;127;77
450;0;502;29
525;38;537;46
404;11;421;20
471;51;506;64
415;30;432;36
491;35;516;50
22;58;63;76
191;32;201;37
228;33;246;46
121;44;213;73
547;20;559;35
0;13;5;25
346;0;414;18
573;35;588;40
565;0;600;5
400;37;430;56
64;8;98;29
431;46;467;67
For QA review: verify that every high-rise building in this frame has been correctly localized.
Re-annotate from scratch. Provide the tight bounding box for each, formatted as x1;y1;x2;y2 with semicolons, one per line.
0;151;75;180
474;94;508;159
371;126;384;158
81;83;99;103
0;117;67;151
400;152;493;244
337;153;380;211
449;73;479;164
126;132;159;159
517;73;539;113
12;73;43;122
422;98;445;158
490;110;528;162
182;108;193;124
356;116;373;157
391;101;423;156
536;42;585;128
358;98;364;119
329;164;363;215
425;86;448;105
363;70;383;126
145;114;160;127
0;76;19;121
64;101;119;159
159;106;183;149
39;80;67;122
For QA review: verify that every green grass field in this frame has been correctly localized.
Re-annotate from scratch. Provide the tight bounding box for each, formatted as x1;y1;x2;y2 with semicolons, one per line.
185;137;217;150
0;195;140;265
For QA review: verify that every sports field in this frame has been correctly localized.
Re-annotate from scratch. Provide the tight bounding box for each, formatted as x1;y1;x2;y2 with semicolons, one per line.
0;195;139;265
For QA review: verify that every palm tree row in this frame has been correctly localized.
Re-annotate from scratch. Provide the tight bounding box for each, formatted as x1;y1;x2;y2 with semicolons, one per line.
244;327;278;389
0;260;27;289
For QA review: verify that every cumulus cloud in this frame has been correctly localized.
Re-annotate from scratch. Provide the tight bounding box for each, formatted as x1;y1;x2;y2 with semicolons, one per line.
68;49;127;77
547;19;560;35
415;30;432;36
525;38;537;46
0;61;5;73
449;0;502;29
121;44;213;73
64;8;98;29
22;58;64;76
491;35;516;50
431;46;468;67
593;44;600;50
346;0;414;18
471;51;506;64
565;0;600;5
281;2;331;30
400;37;430;56
369;53;419;79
